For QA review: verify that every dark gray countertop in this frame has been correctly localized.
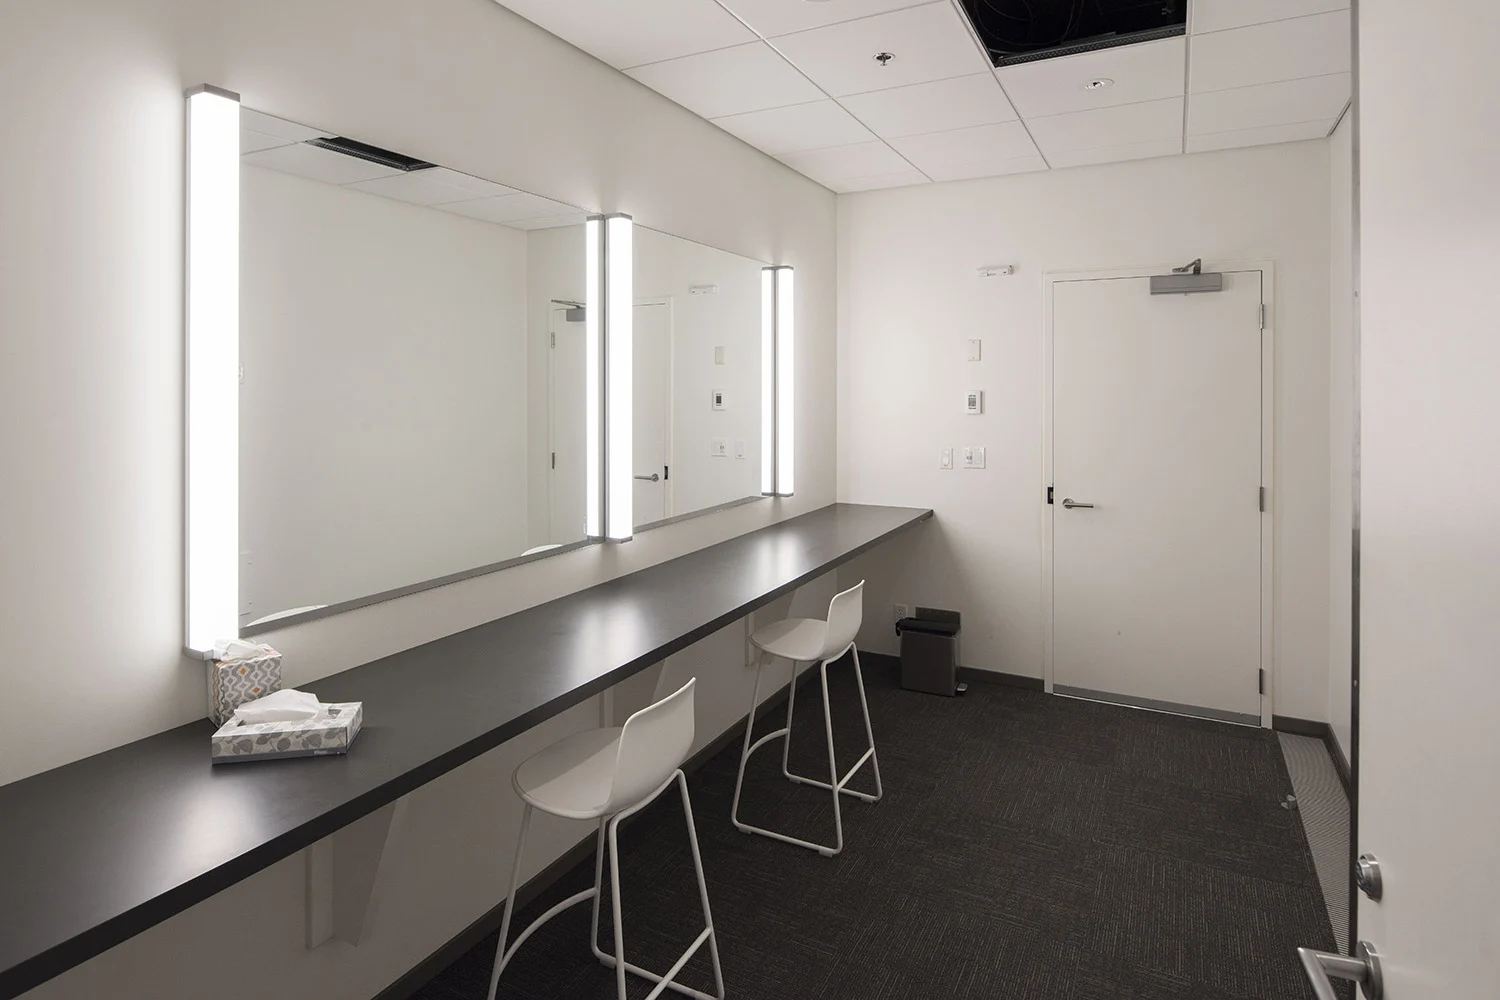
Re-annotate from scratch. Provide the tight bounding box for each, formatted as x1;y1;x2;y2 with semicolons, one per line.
0;502;931;998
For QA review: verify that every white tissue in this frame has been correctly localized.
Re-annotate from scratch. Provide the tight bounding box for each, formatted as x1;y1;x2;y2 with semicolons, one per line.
232;688;322;724
213;638;277;662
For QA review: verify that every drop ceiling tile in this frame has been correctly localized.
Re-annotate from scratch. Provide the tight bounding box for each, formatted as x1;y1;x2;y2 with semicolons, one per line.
839;73;1016;138
1186;118;1334;153
494;0;754;69
714;100;875;155
344;170;491;206
626;42;824;119
997;36;1185;118
888;121;1036;172
1026;97;1183;155
440;192;581;224
720;0;934;39
1047;137;1183;169
1187;73;1349;134
241;142;401;186
508;213;590;230
1189;9;1350;93
923;154;1047;182
776;140;913;184
829;169;932;193
241;128;293;155
1192;0;1348;35
772;3;989;97
240;109;327;143
421;168;524;199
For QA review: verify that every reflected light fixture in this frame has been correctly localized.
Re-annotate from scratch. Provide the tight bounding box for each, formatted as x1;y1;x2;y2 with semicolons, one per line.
586;213;634;541
185;84;241;654
763;266;795;497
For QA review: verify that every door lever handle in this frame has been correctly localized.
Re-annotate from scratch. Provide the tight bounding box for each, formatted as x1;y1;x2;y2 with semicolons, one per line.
1060;498;1095;509
1298;942;1383;1000
634;473;660;482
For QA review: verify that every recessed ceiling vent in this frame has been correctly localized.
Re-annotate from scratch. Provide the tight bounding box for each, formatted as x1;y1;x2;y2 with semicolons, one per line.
961;0;1185;68
303;136;435;172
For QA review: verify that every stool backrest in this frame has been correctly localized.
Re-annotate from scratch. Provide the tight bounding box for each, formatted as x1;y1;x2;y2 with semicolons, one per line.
820;580;865;661
607;678;696;812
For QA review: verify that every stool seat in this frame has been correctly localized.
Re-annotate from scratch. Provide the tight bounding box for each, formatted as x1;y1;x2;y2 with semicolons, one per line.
750;617;833;662
513;726;622;820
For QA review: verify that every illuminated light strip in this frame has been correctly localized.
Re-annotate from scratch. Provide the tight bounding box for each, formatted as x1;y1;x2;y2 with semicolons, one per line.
763;266;795;497
185;85;241;655
587;214;634;541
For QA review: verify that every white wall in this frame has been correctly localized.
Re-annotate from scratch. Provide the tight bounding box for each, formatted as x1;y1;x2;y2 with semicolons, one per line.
1326;115;1354;761
240;164;531;621
0;0;836;995
836;141;1334;721
635;227;764;518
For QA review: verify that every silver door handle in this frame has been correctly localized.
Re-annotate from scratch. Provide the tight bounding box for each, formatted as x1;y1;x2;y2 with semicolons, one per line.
1060;498;1094;509
634;473;660;482
1298;942;1383;1000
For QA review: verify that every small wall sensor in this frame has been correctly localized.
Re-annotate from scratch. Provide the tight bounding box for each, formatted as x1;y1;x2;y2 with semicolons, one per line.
977;265;1015;278
965;391;984;415
712;389;726;411
689;283;719;295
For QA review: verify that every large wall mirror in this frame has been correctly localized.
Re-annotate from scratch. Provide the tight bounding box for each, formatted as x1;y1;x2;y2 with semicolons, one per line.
631;230;768;530
236;108;596;633
181;88;793;650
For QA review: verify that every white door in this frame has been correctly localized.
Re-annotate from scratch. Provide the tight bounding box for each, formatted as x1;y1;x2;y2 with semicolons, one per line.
1338;2;1500;995
1050;270;1265;724
547;306;586;542
633;301;671;526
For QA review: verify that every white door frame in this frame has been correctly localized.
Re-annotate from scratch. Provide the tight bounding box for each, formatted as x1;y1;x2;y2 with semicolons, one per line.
634;297;675;519
1040;259;1276;729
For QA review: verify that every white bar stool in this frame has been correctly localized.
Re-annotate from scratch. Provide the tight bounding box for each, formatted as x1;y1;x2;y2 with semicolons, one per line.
730;580;882;857
486;677;725;1000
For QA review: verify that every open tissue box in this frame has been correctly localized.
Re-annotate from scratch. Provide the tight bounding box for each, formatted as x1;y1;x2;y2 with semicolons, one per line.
208;639;284;726
210;689;363;763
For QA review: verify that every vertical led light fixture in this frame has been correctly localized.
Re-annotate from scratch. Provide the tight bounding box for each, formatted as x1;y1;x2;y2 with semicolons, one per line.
185;85;241;654
763;265;795;497
587;214;634;541
760;268;776;495
584;218;603;538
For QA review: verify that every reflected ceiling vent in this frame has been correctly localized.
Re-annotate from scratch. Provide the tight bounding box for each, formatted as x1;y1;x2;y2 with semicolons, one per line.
961;0;1185;68
303;136;435;172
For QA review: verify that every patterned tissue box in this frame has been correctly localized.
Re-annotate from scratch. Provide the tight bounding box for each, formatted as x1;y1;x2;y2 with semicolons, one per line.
208;649;283;725
210;703;363;763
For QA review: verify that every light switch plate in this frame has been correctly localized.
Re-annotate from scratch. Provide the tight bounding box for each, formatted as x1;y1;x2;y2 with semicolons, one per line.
711;437;728;457
967;339;982;362
713;345;726;365
965;390;983;415
963;446;986;469
734;440;746;459
940;448;954;470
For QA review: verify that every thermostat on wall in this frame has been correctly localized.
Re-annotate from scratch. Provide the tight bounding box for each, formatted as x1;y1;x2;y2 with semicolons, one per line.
712;389;726;410
964;390;984;415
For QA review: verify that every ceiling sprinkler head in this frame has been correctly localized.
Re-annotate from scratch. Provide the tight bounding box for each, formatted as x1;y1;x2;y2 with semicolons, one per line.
873;51;895;66
1083;78;1115;90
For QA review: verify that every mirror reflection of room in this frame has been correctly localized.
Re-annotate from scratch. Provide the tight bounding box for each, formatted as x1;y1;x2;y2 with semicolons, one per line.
237;109;591;630
631;229;765;530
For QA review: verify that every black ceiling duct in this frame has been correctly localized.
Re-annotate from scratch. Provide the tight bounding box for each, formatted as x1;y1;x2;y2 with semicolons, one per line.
961;0;1186;67
303;136;435;172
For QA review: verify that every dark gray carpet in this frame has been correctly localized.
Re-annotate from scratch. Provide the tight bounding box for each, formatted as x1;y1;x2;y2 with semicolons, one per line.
410;659;1336;1000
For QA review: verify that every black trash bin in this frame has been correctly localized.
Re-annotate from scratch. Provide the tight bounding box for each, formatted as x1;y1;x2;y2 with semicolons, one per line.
895;608;962;696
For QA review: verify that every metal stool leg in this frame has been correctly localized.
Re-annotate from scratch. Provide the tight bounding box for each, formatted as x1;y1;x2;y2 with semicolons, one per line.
782;645;883;804
486;803;532;1000
593;772;724;1000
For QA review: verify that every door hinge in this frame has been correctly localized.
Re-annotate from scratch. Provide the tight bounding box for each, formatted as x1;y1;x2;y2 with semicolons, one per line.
1258;668;1265;694
551;452;556;470
1258;486;1266;512
664;465;670;482
1259;303;1266;330
550;332;555;348
1046;486;1054;505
